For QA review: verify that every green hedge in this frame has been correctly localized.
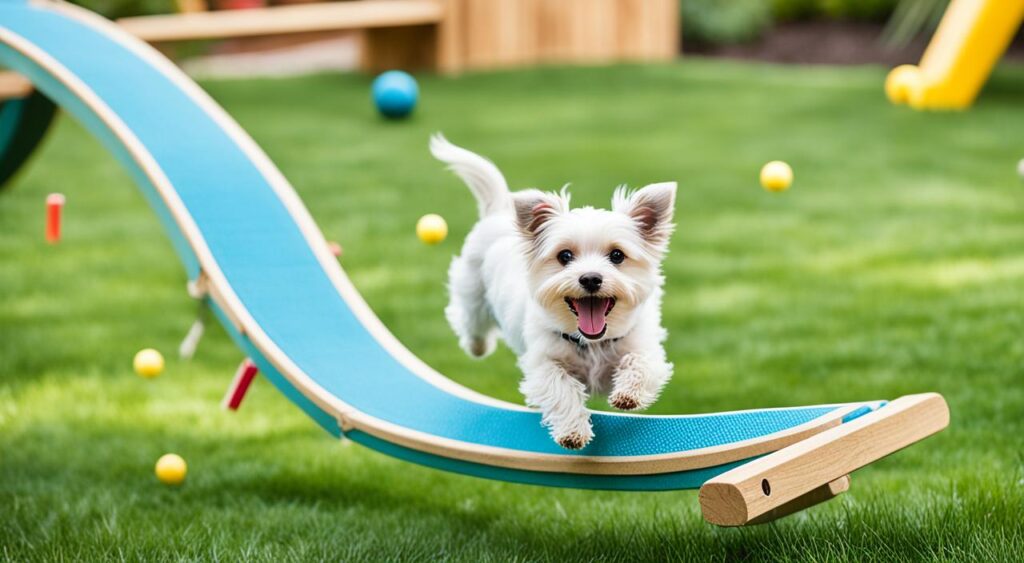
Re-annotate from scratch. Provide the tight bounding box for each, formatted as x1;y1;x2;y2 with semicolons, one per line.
773;0;898;21
72;0;178;19
682;0;772;46
683;0;901;46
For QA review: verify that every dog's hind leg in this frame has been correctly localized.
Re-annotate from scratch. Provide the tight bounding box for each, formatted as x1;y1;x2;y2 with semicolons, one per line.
445;254;498;358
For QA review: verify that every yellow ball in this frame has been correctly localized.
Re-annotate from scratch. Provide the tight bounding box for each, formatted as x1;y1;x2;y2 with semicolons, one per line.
416;213;448;245
133;348;164;378
885;65;920;105
760;161;793;192
155;453;187;485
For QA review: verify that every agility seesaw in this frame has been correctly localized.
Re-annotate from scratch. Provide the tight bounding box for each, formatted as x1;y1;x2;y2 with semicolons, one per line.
0;0;949;526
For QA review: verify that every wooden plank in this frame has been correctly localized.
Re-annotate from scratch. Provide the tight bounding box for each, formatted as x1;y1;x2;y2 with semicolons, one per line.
536;0;563;61
0;71;33;100
118;1;444;42
616;0;644;60
699;393;949;526
537;0;676;66
549;0;616;64
463;0;494;68
434;0;464;73
657;0;682;59
461;0;538;69
618;0;679;61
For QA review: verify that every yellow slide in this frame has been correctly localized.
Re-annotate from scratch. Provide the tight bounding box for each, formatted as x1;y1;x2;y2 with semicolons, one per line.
886;0;1024;110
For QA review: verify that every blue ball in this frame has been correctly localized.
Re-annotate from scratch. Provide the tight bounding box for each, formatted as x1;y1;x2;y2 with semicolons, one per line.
372;70;418;119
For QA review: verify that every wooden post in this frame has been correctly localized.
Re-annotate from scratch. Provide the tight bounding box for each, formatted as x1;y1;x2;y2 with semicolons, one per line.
700;393;949;526
434;0;464;73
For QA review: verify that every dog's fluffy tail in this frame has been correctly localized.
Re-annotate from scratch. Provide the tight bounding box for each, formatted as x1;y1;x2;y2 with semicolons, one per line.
430;133;511;217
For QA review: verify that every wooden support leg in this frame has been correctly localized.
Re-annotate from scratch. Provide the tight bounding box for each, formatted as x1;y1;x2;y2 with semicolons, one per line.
699;393;949;527
745;475;850;525
0;71;33;100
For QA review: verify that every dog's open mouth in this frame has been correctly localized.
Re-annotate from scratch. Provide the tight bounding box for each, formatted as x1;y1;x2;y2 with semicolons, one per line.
565;296;616;340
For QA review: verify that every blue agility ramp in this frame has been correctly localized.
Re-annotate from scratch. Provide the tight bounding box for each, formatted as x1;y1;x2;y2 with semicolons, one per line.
0;0;949;525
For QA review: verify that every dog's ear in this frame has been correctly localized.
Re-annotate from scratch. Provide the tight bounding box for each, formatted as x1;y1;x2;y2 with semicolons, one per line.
514;189;568;238
613;182;676;247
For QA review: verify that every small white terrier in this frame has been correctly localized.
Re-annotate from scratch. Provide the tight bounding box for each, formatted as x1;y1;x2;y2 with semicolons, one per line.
430;135;676;450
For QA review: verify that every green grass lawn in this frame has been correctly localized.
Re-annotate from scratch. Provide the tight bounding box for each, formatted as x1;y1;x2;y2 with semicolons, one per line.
2;60;1023;561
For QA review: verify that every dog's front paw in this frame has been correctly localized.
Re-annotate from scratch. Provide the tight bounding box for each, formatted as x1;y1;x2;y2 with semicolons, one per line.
551;417;594;450
608;390;642;411
556;432;589;450
609;353;671;412
554;427;593;450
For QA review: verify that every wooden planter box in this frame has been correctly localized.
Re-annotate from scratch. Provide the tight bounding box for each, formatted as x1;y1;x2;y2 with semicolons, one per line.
363;0;679;72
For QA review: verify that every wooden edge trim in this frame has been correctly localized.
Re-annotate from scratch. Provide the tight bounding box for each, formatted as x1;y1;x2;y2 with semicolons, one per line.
340;404;862;476
699;393;949;526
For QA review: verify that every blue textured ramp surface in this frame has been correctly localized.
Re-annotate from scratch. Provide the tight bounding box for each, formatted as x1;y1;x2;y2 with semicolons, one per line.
0;1;881;489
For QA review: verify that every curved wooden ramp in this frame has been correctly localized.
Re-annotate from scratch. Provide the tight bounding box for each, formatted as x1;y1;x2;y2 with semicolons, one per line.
0;0;948;523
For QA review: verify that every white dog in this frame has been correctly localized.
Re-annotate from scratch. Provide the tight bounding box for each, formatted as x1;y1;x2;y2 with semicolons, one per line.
430;135;676;450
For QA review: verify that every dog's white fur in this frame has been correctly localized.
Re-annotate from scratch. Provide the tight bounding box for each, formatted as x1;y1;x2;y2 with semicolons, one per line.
430;134;676;449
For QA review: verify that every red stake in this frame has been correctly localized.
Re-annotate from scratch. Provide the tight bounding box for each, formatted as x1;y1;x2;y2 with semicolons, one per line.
46;193;65;244
222;358;259;411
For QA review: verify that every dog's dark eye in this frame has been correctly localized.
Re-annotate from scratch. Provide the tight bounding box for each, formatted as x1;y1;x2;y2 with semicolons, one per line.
609;249;626;265
557;249;574;266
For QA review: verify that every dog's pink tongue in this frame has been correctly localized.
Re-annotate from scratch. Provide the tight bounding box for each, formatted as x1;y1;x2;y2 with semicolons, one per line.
575;298;610;336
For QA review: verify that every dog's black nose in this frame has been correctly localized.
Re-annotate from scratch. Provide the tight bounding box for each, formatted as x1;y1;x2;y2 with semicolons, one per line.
579;273;603;293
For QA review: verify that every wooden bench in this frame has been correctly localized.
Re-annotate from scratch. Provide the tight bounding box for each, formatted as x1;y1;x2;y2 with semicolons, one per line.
117;0;458;73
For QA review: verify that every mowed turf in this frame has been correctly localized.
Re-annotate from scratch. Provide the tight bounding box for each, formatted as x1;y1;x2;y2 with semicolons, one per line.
2;60;1023;561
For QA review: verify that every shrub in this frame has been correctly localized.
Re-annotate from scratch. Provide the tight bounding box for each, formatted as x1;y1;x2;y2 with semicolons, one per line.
772;0;898;22
681;0;772;46
73;0;176;19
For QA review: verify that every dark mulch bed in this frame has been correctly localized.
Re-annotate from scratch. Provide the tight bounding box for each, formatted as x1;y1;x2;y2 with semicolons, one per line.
686;21;1024;66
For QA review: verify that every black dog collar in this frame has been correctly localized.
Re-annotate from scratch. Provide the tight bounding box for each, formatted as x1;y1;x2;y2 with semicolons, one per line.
560;332;622;347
